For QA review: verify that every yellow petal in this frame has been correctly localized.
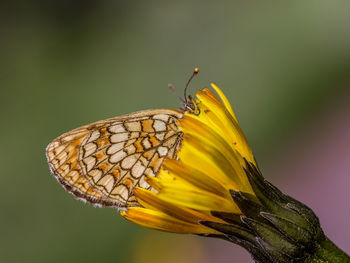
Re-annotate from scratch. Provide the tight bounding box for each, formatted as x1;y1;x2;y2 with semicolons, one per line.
194;89;255;165
157;186;239;213
163;158;229;198
210;82;237;121
179;115;246;171
134;187;221;223
121;208;219;234
146;170;197;192
179;134;253;193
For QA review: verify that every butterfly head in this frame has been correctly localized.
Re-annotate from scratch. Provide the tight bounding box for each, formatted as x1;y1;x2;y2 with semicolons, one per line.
169;67;200;115
182;95;200;115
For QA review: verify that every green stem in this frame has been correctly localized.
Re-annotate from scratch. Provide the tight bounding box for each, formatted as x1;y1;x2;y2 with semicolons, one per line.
305;237;350;263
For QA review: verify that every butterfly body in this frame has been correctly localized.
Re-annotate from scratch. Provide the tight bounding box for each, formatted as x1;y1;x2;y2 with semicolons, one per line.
46;109;183;208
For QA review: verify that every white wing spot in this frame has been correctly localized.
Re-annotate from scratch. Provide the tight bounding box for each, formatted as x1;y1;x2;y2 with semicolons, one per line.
97;174;115;193
89;169;103;183
108;124;126;133
110;150;127;163
139;176;150;188
145;168;155;177
157;146;168;157
153;120;166;131
155;133;165;140
112;185;129;200
131;160;145;178
110;133;128;143
88;130;100;142
121;154;140;169
84;156;97;172
124;144;136;155
153;114;169;122
107;142;125;155
83;142;97;158
141;137;152;149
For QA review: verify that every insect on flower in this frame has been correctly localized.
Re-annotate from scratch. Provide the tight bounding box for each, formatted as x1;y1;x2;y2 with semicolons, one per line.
46;69;350;262
46;68;200;209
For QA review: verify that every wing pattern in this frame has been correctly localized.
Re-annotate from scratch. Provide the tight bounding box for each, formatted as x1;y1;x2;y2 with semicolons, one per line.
46;109;183;208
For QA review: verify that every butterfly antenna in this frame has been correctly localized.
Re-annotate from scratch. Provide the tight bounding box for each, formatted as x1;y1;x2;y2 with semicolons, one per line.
168;84;185;103
184;67;199;103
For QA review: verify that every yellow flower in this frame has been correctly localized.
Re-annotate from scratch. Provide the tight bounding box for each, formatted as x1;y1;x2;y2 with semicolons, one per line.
120;83;256;234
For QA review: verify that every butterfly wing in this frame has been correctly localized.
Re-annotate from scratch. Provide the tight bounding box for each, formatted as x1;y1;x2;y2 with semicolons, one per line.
46;109;183;208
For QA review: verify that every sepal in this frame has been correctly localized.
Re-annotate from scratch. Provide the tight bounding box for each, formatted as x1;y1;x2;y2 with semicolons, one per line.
205;160;328;262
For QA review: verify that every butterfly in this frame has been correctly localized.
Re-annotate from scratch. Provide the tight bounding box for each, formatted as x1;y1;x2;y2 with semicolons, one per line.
46;68;199;209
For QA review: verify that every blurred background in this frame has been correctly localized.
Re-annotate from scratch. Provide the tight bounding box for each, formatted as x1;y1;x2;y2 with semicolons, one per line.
1;1;350;262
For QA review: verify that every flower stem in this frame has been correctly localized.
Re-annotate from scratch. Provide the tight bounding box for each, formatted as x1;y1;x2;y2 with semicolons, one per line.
305;237;350;263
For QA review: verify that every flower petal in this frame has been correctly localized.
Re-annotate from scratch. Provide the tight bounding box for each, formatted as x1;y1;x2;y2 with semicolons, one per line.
210;82;237;121
157;186;239;213
163;158;229;198
179;115;247;172
121;208;219;234
134;187;219;223
194;88;255;165
146;170;239;213
179;134;253;193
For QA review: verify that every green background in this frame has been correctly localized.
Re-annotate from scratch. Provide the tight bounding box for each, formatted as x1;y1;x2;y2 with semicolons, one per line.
1;1;350;262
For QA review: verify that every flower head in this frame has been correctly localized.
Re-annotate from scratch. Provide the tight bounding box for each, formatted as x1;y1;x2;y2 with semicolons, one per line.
120;83;255;234
120;83;346;262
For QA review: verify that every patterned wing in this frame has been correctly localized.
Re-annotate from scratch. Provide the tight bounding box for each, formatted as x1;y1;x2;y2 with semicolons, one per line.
46;109;183;208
